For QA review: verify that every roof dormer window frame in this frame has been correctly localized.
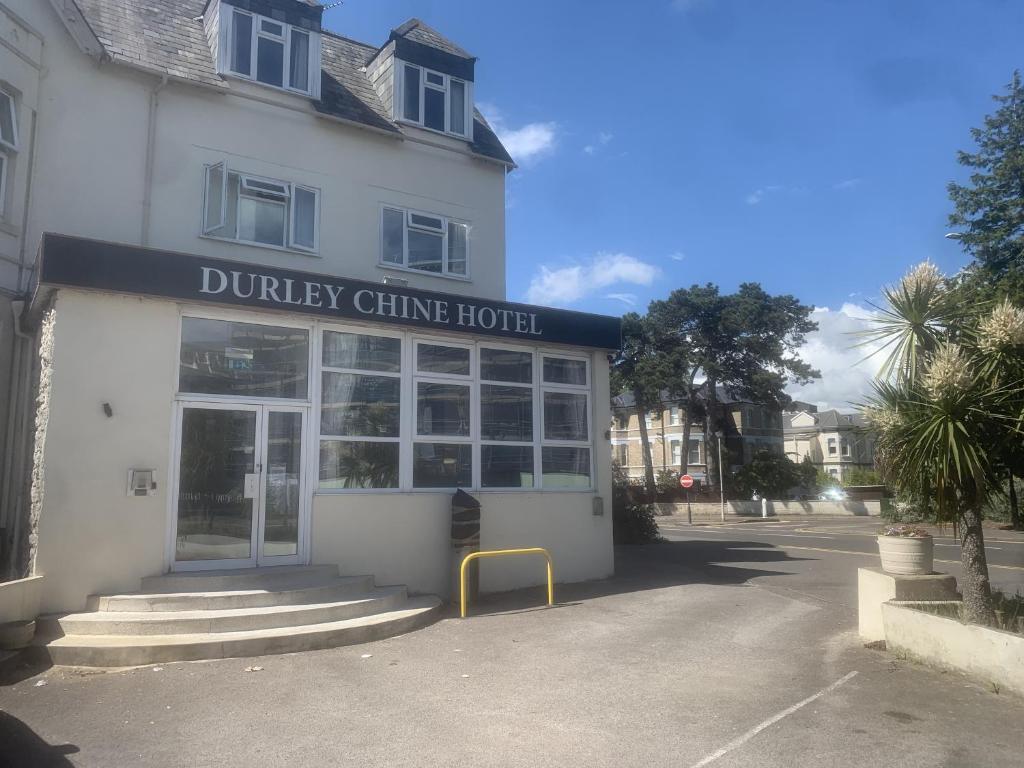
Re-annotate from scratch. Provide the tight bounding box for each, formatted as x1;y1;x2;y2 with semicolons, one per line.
396;60;472;140
218;3;322;100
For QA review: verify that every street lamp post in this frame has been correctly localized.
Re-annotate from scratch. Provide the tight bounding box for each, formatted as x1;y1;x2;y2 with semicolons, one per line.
714;430;725;523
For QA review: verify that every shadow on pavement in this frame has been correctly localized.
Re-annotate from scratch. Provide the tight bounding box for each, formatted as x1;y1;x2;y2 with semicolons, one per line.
470;539;815;615
0;711;79;767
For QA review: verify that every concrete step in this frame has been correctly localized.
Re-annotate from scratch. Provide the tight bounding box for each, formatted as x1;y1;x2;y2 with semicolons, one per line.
43;587;407;636
86;575;376;612
139;565;340;594
37;596;443;667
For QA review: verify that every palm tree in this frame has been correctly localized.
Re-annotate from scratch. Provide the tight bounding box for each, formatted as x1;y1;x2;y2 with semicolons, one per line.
861;263;1024;625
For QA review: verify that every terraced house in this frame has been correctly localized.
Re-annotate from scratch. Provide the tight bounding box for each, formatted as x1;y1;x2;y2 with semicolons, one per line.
0;0;620;663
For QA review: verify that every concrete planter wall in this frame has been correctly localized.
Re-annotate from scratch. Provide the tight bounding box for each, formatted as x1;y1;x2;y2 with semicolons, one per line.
882;601;1024;697
877;535;933;575
0;575;44;649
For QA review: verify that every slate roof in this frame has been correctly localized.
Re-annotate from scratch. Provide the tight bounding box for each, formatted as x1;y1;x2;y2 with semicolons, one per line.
391;18;474;60
69;0;512;165
783;409;866;432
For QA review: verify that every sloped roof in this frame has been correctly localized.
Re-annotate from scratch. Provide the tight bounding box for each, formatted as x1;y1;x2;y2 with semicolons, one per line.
783;409;866;432
67;0;511;164
391;17;474;60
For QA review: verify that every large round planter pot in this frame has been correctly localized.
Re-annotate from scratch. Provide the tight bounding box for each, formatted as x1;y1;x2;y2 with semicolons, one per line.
877;535;934;575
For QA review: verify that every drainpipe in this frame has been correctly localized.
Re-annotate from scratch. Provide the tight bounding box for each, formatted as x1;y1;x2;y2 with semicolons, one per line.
2;300;32;578
141;75;169;246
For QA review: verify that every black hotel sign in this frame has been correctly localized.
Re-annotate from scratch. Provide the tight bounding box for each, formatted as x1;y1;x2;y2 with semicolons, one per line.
37;234;622;349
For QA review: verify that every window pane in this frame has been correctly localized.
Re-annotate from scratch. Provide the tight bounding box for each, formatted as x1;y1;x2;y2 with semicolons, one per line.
321;372;400;437
544;392;588;441
543;357;587;385
450;79;466;135
481;385;532;441
448;222;467;275
292;187;316;249
289;29;310;91
382;208;404;264
204;163;225;234
319;441;399;489
408;229;443;272
417;382;470;436
322;331;401;372
425;71;444;86
0;91;14;147
409;212;444;230
179;319;309;398
480;348;532;383
688;440;701;464
482;445;533;488
260;19;284;36
257;36;284;87
417;344;470;375
424;87;445;131
231;11;253;75
542;447;591;489
403;65;420;120
413;443;471;488
238;196;286;246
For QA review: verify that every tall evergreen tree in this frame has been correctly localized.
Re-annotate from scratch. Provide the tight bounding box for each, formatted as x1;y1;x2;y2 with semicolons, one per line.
948;71;1024;529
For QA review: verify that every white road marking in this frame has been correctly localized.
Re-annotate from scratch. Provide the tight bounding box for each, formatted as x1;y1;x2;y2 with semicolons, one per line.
936;543;1002;550
687;671;859;768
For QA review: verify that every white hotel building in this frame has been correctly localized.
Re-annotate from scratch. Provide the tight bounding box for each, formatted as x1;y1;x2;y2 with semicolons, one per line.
0;0;619;659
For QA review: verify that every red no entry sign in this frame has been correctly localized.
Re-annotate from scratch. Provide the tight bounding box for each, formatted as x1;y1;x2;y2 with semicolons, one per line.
679;474;694;489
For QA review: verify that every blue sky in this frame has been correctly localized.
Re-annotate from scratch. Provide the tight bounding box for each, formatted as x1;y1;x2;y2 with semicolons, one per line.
324;0;1024;408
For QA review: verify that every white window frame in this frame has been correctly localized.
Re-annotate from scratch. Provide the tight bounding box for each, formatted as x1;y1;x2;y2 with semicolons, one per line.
412;338;476;490
319;327;405;491
827;437;837;456
380;204;470;279
0;86;18;219
540;353;593;491
219;5;321;99
0;151;7;217
395;60;473;139
478;342;538;491
203;161;320;254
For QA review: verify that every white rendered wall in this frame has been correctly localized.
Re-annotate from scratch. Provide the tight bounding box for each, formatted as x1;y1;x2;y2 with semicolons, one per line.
21;3;507;302
33;290;179;613
35;291;614;611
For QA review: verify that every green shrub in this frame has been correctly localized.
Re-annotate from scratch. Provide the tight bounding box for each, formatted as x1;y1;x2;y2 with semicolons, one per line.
613;502;662;544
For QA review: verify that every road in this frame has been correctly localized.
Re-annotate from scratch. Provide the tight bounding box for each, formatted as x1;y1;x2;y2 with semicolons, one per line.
658;515;1024;595
1;517;1023;767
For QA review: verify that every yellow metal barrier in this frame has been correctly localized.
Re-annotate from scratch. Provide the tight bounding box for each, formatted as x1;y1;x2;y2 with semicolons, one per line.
459;547;554;618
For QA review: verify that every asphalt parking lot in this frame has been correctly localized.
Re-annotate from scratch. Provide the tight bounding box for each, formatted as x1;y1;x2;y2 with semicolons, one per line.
2;516;1023;768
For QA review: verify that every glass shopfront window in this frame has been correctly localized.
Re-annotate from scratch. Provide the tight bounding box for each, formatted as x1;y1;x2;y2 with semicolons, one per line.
319;330;401;489
179;318;309;399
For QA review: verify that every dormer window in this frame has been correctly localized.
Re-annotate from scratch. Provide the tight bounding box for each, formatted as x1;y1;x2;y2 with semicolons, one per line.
397;62;471;138
215;3;321;99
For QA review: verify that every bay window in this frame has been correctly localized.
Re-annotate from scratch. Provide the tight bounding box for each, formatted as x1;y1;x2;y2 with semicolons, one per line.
398;62;472;138
319;331;402;489
382;206;469;277
221;5;321;98
204;162;319;252
314;330;594;492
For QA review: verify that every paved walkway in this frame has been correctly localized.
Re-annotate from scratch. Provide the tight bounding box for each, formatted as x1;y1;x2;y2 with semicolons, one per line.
2;524;1023;767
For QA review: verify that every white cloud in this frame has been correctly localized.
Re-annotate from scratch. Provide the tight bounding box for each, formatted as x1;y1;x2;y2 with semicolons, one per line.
583;132;614;155
668;252;686;261
525;253;659;307
604;292;638;306
477;102;557;164
833;178;863;190
745;185;785;205
786;303;886;411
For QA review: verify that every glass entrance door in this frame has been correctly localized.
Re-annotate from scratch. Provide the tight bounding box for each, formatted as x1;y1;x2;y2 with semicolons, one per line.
173;403;307;569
